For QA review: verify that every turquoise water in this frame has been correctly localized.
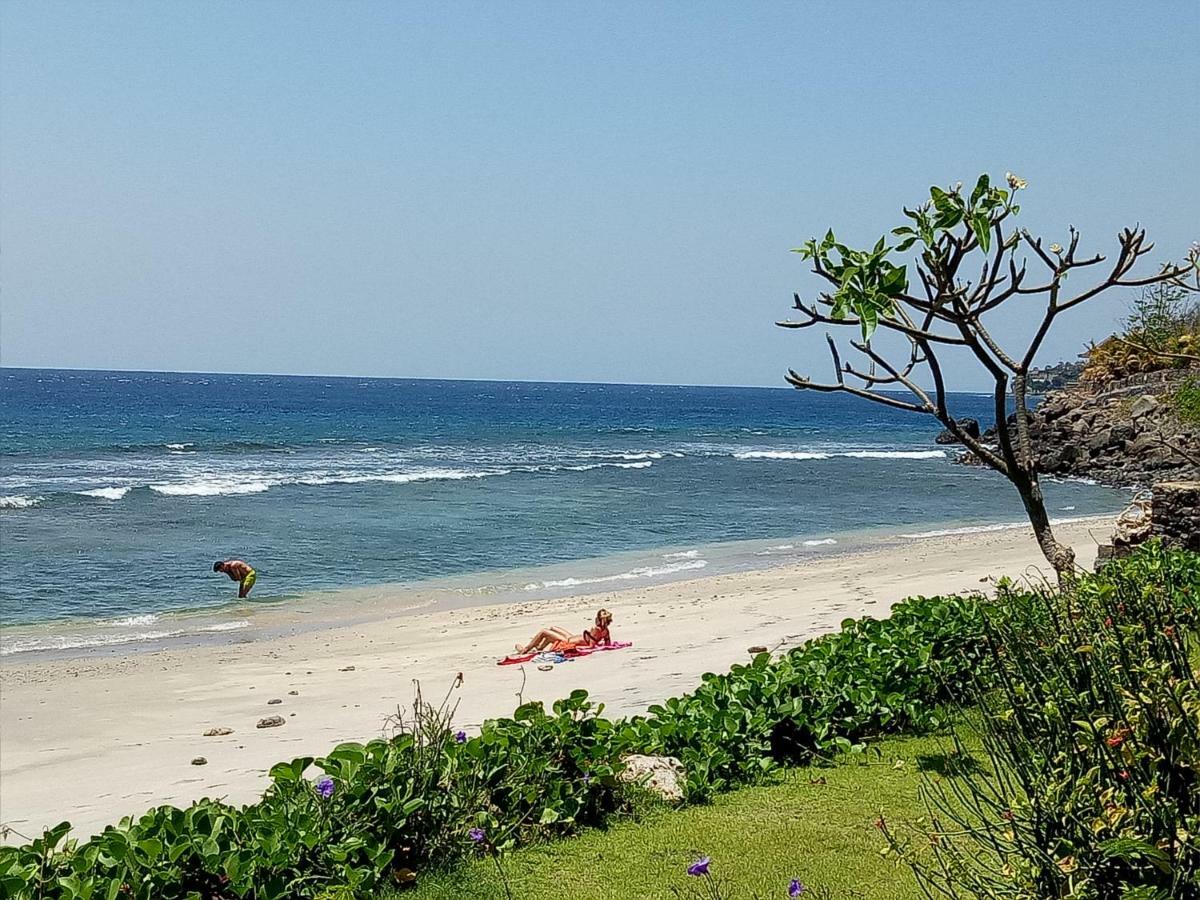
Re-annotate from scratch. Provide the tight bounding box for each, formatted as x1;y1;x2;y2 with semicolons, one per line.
1;368;1124;646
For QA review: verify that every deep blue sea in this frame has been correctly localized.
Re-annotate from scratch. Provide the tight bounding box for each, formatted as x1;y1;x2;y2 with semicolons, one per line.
0;368;1126;652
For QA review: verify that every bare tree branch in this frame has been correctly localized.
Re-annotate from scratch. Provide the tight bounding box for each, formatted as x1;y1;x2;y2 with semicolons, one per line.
779;174;1195;576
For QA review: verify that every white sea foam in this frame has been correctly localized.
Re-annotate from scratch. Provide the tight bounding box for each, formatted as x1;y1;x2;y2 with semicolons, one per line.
108;614;159;627
297;468;507;486
802;538;838;546
0;495;42;509
77;486;132;501
754;543;795;556
663;549;701;559
150;478;272;496
202;621;252;632
0;620;250;656
522;558;707;591
899;515;1100;540
840;450;946;460
733;449;946;461
549;461;653;472
733;450;832;460
164;443;195;452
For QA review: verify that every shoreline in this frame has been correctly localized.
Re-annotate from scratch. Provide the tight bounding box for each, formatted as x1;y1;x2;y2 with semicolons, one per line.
0;512;1119;661
0;518;1113;843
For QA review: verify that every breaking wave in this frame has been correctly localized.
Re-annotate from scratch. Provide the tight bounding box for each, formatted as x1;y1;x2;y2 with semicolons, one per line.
734;450;832;460
899;514;1102;539
296;468;507;486
522;558;708;591
0;495;42;509
77;486;132;500
734;449;946;461
150;478;272;497
0;620;251;656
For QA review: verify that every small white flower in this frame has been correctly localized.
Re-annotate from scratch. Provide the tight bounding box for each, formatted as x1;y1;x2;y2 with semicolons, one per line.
1049;243;1063;254
1006;172;1028;190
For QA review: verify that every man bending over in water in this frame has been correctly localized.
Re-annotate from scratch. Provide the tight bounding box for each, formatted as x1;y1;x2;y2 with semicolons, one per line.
213;559;257;598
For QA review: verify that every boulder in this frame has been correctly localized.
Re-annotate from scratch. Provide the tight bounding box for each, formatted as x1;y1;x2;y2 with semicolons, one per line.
1129;394;1160;419
1087;427;1115;454
620;754;686;803
934;418;981;445
256;716;286;729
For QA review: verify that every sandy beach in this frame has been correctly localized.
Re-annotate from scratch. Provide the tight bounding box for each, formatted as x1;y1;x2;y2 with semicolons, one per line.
0;519;1109;843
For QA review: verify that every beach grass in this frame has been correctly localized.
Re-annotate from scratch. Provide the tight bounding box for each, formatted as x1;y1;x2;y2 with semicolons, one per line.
390;731;967;899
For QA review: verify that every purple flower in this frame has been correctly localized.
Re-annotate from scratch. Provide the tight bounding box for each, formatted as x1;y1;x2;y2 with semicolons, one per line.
468;827;486;843
687;856;710;877
582;773;592;785
455;730;467;744
789;879;806;897
316;777;335;799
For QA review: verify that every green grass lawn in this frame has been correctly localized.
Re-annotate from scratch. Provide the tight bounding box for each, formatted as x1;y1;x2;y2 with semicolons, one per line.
391;732;971;900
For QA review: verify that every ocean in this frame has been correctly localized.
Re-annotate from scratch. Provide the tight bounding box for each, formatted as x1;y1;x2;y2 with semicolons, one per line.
0;368;1126;654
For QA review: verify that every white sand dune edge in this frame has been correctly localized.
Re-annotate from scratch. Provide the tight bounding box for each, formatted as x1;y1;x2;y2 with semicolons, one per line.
0;519;1110;842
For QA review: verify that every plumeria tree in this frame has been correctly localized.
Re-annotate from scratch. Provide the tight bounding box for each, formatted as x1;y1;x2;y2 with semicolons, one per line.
778;173;1199;576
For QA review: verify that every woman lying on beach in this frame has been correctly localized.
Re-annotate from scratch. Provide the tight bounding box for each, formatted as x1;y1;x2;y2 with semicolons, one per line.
517;608;613;655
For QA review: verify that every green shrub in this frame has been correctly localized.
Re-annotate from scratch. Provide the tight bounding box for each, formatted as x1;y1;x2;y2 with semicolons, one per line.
885;542;1200;898
1173;378;1200;425
621;593;989;798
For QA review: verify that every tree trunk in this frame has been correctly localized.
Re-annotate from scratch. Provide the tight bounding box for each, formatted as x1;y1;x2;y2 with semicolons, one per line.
1013;471;1076;579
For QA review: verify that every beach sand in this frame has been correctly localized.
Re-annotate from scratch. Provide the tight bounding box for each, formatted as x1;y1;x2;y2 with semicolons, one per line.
0;519;1109;842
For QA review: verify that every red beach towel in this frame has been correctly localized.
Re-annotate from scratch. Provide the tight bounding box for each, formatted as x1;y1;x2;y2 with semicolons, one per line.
497;641;632;666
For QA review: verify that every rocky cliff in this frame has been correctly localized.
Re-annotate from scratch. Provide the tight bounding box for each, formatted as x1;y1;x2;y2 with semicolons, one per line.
966;369;1200;488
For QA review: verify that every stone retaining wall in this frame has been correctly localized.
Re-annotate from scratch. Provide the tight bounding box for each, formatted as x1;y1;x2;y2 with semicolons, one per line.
1095;480;1200;568
1078;368;1194;400
1151;481;1200;553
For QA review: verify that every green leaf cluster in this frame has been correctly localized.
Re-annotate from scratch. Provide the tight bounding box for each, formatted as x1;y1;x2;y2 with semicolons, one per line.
794;174;1020;340
889;542;1200;898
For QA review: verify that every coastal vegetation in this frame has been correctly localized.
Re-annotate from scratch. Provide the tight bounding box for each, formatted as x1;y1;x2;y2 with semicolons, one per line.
4;543;1197;898
778;173;1199;575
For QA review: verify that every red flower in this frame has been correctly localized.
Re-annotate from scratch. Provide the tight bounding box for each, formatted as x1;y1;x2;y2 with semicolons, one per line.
1104;616;1113;627
1106;731;1126;748
1117;770;1130;782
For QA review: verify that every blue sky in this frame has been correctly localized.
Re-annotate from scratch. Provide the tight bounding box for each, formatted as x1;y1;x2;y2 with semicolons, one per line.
1;1;1196;387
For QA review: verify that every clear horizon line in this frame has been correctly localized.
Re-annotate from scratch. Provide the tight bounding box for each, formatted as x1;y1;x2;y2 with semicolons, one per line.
1;363;805;392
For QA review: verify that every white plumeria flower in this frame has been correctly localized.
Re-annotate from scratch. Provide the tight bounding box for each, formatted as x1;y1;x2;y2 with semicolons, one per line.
1006;172;1028;190
1049;243;1063;254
